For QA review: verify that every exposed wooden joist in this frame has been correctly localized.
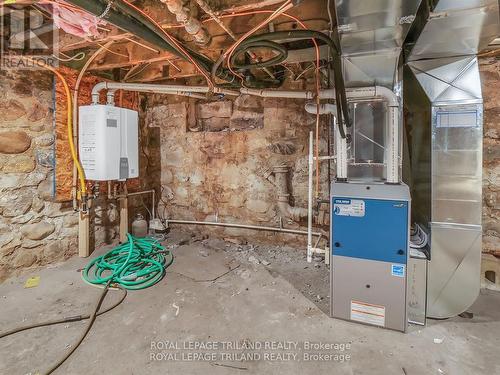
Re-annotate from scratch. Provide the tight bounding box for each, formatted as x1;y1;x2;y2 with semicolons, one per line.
88;51;176;71
215;0;287;15
60;33;134;52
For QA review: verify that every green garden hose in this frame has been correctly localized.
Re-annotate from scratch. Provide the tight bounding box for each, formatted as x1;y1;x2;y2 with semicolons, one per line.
82;234;173;290
1;234;174;374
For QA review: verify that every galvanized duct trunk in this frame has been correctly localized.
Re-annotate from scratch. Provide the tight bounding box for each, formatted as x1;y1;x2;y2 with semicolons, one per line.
333;0;500;319
332;0;422;181
405;0;500;319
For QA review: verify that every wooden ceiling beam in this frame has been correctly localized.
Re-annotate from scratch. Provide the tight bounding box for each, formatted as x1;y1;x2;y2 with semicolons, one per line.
215;0;287;14
60;33;134;52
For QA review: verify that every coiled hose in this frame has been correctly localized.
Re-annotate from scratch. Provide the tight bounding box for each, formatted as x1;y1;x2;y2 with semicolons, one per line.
82;234;173;290
1;235;173;374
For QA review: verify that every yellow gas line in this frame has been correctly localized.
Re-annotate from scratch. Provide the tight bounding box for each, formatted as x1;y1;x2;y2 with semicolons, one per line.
22;58;87;200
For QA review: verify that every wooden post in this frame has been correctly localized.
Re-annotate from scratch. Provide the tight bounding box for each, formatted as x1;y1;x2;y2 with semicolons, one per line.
120;184;129;243
78;210;90;257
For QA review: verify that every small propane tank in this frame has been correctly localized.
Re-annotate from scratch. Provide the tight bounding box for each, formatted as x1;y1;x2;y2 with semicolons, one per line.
131;213;148;238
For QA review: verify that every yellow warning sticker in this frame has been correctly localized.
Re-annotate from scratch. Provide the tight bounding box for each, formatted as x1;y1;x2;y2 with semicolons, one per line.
350;300;385;327
24;276;40;288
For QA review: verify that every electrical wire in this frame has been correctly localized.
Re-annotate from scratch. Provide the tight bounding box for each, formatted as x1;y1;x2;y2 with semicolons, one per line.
53;51;86;62
95;42;129;58
123;62;152;81
410;224;428;249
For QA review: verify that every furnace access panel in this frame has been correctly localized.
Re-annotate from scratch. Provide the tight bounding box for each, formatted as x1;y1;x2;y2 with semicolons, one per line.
330;182;410;332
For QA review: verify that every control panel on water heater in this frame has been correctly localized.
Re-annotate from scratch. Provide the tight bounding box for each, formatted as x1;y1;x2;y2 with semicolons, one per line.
79;104;139;181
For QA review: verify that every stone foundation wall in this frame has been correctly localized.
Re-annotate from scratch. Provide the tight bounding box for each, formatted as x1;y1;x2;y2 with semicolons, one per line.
0;70;77;281
0;71;121;282
145;90;331;246
480;57;500;255
1;58;497;281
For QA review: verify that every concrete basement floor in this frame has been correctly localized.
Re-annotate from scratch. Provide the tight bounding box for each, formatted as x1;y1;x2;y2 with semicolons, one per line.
1;230;499;375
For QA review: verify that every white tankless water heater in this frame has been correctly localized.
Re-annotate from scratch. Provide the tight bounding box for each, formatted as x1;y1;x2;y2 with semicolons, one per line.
79;104;139;181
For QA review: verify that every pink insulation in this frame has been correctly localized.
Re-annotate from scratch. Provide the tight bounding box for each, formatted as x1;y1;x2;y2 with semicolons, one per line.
40;2;103;38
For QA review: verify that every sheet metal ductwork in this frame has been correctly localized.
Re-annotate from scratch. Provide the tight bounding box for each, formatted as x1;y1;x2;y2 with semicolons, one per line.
332;1;422;182
404;0;500;318
333;0;499;320
334;0;422;88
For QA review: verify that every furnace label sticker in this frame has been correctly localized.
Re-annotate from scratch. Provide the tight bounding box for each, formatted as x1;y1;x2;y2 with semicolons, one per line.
333;199;365;217
391;264;405;277
350;300;385;327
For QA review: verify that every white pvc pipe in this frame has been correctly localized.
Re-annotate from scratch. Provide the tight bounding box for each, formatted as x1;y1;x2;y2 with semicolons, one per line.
241;87;315;99
386;106;399;184
91;82;240;104
304;102;337;115
307;131;314;263
334;116;348;180
166;219;324;239
241;86;398;106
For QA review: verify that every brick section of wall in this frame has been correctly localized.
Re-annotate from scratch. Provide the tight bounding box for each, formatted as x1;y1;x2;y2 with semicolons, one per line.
54;66;139;201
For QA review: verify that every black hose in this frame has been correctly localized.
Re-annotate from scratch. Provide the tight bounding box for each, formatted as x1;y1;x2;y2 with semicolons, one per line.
229;40;288;70
213;30;350;136
0;284;127;374
236;30;350;136
0;285;126;339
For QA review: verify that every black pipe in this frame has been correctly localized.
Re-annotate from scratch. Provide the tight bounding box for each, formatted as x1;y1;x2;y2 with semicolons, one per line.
217;30;350;137
229;40;288;70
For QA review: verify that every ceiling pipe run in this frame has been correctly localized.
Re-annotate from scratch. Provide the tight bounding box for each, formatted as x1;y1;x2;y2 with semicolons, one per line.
91;82;239;104
241;86;398;105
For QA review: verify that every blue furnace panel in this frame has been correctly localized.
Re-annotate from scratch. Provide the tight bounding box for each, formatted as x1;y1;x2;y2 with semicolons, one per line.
331;197;408;264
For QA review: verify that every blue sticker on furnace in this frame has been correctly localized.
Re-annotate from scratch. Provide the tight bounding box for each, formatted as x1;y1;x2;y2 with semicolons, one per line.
391;264;405;277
